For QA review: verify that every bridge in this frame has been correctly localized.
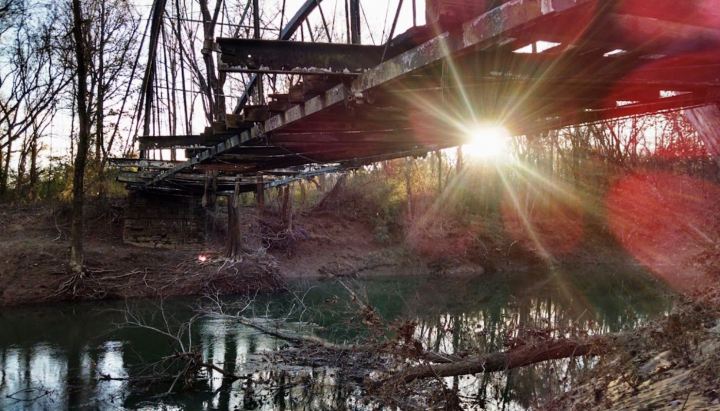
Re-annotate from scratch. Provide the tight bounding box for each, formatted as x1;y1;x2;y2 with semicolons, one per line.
114;0;720;198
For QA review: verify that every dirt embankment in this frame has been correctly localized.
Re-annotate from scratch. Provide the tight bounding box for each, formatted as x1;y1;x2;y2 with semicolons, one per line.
0;201;437;307
0;202;275;306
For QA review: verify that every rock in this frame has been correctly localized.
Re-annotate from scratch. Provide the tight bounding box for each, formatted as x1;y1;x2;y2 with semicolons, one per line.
708;320;720;335
638;350;673;378
699;339;720;357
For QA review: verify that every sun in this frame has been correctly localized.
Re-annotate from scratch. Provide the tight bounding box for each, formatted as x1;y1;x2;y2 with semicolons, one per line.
464;125;512;161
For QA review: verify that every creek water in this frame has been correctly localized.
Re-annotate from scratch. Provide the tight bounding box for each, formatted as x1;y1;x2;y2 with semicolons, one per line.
0;265;672;410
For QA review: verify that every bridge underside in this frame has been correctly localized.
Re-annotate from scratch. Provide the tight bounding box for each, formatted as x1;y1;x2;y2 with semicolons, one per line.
117;0;720;195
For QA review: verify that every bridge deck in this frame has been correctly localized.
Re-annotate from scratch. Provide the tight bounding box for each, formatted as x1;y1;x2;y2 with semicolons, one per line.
119;0;720;194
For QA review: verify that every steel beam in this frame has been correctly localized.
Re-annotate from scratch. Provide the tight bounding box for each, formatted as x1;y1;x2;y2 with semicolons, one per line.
233;0;323;113
218;38;384;74
349;0;361;45
140;0;168;140
147;127;259;186
110;158;182;169
138;135;222;149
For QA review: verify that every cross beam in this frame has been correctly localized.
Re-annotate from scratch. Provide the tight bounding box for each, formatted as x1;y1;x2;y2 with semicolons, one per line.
218;38;384;75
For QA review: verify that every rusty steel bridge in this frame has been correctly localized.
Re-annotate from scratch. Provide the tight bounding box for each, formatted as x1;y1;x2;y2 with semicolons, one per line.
114;0;720;197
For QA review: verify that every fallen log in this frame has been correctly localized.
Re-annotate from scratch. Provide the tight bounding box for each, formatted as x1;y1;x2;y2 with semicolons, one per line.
388;336;612;384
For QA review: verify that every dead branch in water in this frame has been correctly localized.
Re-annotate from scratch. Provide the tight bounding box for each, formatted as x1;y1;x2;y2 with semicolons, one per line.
378;336;612;386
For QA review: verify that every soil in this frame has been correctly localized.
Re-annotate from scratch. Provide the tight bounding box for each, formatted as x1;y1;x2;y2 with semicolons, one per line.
0;201;436;307
0;202;275;306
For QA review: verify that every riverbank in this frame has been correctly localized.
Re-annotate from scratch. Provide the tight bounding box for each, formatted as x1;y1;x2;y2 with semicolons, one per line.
0;201;464;307
548;288;720;410
1;193;715;308
0;202;285;306
0;197;615;307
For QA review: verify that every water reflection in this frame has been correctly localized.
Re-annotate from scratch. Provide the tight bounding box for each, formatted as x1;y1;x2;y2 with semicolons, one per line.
0;267;671;410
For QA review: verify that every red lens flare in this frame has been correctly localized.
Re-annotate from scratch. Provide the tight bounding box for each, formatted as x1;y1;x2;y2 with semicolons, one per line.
606;172;720;291
501;190;585;259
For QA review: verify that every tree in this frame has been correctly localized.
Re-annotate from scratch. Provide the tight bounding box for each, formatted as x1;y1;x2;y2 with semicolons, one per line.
0;0;24;38
69;0;90;273
0;5;69;197
85;0;139;172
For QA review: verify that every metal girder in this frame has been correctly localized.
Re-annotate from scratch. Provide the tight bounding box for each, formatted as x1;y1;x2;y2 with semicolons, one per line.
147;127;259;186
349;0;361;45
138;135;222;149
265;0;599;133
233;0;323;113
521;92;717;135
218;38;384;75
110;158;182;169
140;0;168;139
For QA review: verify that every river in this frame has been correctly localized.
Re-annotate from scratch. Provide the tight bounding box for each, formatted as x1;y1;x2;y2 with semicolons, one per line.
0;265;672;410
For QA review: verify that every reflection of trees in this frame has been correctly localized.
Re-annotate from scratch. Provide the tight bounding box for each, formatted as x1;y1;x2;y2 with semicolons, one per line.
390;269;669;409
0;270;670;410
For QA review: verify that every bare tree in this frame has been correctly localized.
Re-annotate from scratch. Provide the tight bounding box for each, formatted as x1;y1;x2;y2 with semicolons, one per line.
84;0;139;172
0;0;24;38
69;0;90;273
0;7;70;196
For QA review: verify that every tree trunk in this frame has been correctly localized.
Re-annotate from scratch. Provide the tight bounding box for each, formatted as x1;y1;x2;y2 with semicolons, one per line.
15;136;28;197
405;157;413;219
255;175;265;213
0;138;11;196
70;0;91;274
198;0;226;123
281;185;292;229
391;337;609;384
456;145;463;173
28;130;38;201
0;143;3;197
436;150;443;193
299;180;306;208
95;0;106;196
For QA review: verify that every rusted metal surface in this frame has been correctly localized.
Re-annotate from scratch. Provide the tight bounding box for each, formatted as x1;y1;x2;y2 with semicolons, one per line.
218;38;384;74
110;159;182;169
425;0;505;27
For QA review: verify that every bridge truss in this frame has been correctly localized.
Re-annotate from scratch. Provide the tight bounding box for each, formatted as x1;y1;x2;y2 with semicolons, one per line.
114;0;720;196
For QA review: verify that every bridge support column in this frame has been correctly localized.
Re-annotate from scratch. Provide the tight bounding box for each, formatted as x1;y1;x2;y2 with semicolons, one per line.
281;185;294;230
202;172;221;242
255;174;264;213
226;180;242;258
123;191;206;248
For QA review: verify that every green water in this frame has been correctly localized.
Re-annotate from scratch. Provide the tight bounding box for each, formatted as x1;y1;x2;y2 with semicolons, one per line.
0;266;672;410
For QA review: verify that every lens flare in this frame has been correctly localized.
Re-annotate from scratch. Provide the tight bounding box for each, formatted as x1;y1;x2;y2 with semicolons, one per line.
465;125;511;161
606;172;720;291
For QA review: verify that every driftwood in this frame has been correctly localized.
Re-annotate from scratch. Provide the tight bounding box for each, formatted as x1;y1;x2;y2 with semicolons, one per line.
208;312;462;365
389;336;611;384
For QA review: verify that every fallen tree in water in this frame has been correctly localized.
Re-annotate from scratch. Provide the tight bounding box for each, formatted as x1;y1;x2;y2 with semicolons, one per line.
387;336;611;384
